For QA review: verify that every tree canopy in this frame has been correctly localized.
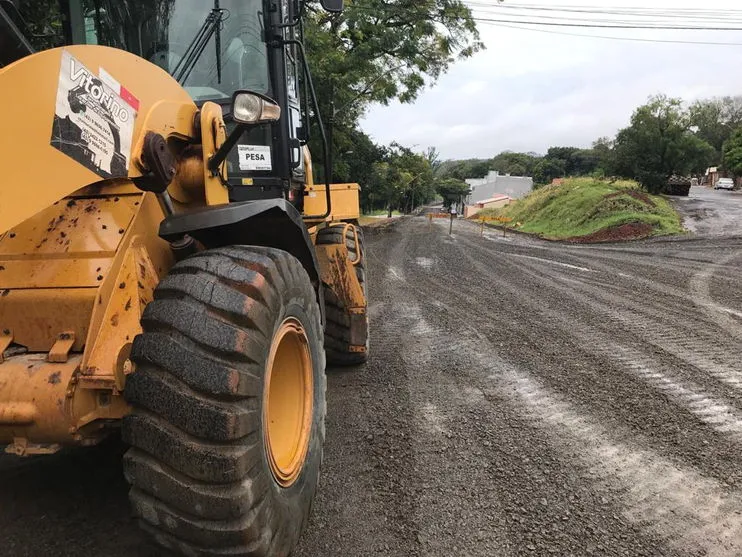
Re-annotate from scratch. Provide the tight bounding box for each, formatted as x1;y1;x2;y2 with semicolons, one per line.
723;128;742;178
436;178;471;209
306;0;482;120
689;97;742;163
613;95;714;193
303;0;482;210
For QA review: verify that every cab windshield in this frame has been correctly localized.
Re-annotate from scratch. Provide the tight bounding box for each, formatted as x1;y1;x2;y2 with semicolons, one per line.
70;0;270;101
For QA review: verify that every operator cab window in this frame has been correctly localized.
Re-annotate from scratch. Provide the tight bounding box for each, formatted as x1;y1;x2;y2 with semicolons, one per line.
68;0;270;102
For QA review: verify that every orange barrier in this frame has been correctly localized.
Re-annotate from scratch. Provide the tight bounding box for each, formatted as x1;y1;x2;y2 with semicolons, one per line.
477;215;513;237
478;215;512;223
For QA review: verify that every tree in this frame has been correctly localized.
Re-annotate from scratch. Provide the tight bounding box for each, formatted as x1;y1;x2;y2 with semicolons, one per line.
592;137;616;176
362;143;437;216
437;159;490;180
424;146;443;176
533;158;565;185
613;95;715;194
491;151;539;176
368;162;404;217
545;147;599;176
689;99;726;162
305;1;482;178
306;1;482;110
329;128;388;212
687;96;742;165
386;143;435;213
723;128;742;179
436;178;470;210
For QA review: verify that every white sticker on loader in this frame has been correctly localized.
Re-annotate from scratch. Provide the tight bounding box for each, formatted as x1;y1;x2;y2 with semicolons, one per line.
238;145;272;171
50;50;138;178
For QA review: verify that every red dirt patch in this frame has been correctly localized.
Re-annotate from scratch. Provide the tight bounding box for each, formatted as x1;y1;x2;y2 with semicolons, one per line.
567;222;654;243
604;190;656;207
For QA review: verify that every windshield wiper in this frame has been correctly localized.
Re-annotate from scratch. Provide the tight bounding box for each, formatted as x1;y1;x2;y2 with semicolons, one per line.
172;7;226;85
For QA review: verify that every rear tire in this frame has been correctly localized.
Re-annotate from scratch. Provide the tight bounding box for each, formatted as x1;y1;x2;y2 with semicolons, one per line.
316;225;369;366
123;246;326;557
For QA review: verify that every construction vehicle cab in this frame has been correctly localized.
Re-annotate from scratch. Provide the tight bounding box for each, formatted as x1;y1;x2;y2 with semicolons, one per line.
0;0;368;555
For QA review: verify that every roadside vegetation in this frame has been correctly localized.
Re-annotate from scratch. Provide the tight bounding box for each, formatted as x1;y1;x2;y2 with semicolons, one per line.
441;94;742;193
476;178;684;241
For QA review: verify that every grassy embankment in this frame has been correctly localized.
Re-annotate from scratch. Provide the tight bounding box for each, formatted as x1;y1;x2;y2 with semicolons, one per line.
475;178;684;241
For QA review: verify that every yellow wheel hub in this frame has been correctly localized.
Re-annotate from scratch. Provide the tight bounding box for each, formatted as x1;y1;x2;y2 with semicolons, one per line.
263;317;313;487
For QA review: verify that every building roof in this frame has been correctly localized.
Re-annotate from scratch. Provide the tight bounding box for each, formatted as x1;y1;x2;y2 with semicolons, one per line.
478;195;510;205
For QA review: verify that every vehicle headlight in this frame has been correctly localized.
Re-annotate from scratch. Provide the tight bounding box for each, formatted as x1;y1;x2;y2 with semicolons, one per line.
232;91;281;125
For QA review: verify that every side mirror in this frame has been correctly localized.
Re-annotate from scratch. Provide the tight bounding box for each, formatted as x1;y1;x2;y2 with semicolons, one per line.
320;0;343;13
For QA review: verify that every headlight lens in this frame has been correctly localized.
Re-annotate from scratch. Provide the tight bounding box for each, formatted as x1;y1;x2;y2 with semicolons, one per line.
232;92;281;125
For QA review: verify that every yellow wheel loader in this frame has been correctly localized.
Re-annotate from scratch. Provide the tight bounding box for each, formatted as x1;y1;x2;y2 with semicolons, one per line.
0;0;369;554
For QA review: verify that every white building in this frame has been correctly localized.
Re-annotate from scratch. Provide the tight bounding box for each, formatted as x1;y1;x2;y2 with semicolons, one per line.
466;171;533;204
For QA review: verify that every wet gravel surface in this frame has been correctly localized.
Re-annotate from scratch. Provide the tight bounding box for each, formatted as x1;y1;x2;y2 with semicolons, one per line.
672;186;742;235
296;217;742;557
2;215;742;556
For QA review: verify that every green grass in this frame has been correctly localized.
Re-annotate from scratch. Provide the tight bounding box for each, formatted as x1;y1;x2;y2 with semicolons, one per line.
476;178;684;240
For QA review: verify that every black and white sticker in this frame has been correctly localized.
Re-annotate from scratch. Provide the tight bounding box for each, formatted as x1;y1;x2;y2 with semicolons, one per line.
50;51;138;178
238;144;272;171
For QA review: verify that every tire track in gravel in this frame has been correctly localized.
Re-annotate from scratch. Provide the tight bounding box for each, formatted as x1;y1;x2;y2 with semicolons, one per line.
690;250;742;340
368;225;672;556
498;235;742;322
430;219;742;474
394;302;515;556
532;242;742;342
445;225;742;486
499;249;742;395
448;241;742;444
480;230;735;332
456;224;742;394
401;219;742;555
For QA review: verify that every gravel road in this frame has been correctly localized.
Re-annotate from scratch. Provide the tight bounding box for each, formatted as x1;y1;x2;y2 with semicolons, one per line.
296;217;742;557
672;185;742;235
2;214;742;556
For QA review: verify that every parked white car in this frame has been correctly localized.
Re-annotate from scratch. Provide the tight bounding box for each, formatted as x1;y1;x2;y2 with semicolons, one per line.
715;178;735;190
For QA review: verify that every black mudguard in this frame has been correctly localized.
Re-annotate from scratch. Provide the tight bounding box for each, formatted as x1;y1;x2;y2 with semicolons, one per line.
159;199;321;286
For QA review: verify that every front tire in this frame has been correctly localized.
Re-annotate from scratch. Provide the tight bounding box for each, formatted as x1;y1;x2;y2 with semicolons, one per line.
123;246;326;556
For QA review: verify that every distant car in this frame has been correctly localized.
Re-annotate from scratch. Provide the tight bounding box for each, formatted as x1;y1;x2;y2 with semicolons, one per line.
715;178;735;190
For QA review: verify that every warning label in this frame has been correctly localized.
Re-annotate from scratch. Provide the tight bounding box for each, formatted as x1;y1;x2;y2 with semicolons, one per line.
50;51;138;178
238;144;272;171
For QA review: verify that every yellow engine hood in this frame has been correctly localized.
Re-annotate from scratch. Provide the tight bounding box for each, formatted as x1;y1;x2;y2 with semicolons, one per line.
0;45;198;233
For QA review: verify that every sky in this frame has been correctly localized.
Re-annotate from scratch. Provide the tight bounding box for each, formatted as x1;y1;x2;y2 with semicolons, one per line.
359;0;742;160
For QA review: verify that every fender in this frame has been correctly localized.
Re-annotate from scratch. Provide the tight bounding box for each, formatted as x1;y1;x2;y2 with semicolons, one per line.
159;199;323;304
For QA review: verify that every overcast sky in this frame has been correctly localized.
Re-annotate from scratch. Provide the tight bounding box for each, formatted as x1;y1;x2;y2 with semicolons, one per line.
359;0;742;160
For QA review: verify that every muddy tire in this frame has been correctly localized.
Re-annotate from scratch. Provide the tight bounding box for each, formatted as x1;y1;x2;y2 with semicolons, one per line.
122;246;326;557
316;225;368;366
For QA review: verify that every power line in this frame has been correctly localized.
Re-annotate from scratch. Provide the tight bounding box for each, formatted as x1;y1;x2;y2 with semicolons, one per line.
478;20;742;46
464;1;742;15
467;8;742;25
343;2;742;44
470;14;742;31
469;11;742;27
463;2;742;24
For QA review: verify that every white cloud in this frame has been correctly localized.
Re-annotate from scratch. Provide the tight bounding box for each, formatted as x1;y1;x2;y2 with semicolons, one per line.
360;0;742;159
